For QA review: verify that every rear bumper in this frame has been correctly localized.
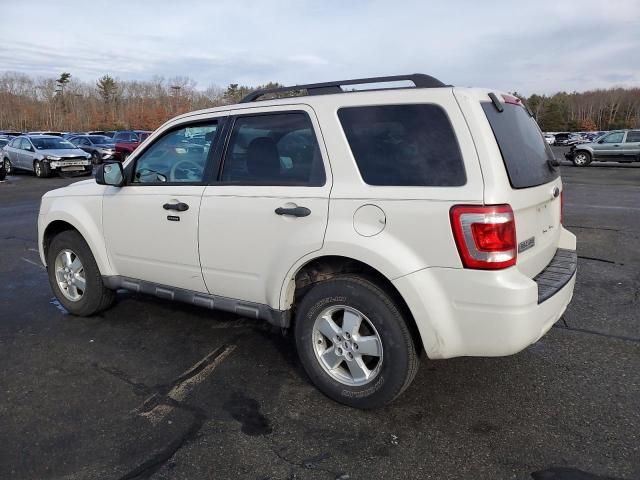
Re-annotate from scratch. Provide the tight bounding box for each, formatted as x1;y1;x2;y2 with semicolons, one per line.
394;227;577;359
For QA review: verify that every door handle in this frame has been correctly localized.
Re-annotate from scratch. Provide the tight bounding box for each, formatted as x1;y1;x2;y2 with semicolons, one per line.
163;202;189;212
275;206;311;217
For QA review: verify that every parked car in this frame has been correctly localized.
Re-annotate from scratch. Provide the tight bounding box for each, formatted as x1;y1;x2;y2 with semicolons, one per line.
27;131;64;137
565;130;640;166
62;132;84;140
68;135;117;164
552;132;569;145
37;74;576;408
0;139;7;180
544;133;555;145
2;135;92;177
0;130;22;138
113;130;151;160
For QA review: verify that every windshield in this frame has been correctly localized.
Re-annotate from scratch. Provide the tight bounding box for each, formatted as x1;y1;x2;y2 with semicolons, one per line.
31;137;76;150
88;135;112;144
482;102;559;189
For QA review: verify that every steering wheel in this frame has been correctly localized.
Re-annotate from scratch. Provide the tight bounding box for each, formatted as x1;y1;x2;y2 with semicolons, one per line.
169;159;203;181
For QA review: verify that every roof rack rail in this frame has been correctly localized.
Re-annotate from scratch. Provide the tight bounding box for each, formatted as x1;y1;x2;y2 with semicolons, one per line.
240;73;448;103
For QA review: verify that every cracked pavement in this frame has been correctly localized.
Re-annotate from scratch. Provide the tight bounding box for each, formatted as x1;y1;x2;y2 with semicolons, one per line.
0;152;639;480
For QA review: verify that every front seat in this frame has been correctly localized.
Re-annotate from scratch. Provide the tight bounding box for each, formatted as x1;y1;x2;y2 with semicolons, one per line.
246;137;280;182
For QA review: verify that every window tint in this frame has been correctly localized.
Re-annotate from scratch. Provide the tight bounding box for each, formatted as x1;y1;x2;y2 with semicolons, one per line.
132;123;218;183
338;104;465;186
625;131;640;143
602;132;624;144
221;113;325;186
482;102;558;189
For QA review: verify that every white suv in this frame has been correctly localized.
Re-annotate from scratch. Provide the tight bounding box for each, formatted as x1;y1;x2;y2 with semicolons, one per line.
37;74;576;408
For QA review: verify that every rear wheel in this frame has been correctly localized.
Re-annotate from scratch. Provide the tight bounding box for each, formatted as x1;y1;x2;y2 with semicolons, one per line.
294;275;418;409
572;151;591;167
47;230;115;316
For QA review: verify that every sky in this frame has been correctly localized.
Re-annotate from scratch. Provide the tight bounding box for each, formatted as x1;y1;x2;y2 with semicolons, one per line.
1;0;639;96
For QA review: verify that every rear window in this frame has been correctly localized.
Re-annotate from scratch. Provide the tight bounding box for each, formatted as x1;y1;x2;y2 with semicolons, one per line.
482;102;558;189
338;104;466;186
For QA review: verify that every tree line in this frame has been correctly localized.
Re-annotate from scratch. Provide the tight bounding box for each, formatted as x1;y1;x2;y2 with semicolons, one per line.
0;71;638;132
517;88;640;132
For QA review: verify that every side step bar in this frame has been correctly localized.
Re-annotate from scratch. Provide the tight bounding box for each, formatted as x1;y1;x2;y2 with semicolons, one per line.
102;276;291;328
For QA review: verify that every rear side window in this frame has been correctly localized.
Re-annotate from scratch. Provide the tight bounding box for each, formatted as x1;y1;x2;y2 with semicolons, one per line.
482;102;558;189
338;105;466;186
624;131;640;143
221;112;325;186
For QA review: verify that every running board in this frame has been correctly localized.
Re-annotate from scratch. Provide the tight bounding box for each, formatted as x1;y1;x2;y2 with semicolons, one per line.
102;276;291;328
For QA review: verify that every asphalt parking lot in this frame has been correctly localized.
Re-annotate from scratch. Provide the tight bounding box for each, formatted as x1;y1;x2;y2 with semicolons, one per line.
1;148;639;480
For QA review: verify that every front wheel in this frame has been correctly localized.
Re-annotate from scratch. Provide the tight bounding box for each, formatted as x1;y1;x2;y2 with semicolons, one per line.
34;160;50;178
572;151;591;167
4;158;13;175
91;151;101;165
294;275;419;409
47;230;115;316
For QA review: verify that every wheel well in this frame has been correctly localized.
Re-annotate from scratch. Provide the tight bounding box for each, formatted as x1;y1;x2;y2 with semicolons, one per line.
292;255;424;354
43;220;78;263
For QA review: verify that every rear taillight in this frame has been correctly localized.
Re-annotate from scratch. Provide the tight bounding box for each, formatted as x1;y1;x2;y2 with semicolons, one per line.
450;205;517;270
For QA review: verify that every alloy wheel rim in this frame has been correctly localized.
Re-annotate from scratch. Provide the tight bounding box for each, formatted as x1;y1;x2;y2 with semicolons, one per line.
575;154;587;165
312;305;383;386
35;162;41;176
54;249;86;301
5;160;11;173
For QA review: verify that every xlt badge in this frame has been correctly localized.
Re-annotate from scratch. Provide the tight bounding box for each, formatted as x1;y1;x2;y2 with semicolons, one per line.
518;236;535;253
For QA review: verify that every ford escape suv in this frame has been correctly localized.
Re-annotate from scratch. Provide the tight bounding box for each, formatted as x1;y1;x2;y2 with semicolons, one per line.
37;74;576;409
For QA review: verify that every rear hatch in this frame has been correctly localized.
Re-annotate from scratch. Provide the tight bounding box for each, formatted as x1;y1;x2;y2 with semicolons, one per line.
479;94;562;278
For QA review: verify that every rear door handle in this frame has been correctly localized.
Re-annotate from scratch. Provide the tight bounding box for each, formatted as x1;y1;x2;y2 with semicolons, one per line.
275;206;311;217
163;202;189;212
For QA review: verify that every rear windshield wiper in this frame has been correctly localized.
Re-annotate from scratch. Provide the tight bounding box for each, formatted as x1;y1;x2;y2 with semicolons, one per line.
547;158;560;171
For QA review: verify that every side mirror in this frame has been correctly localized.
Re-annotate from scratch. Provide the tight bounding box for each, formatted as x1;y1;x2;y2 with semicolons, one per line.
598;139;604;144
96;161;125;187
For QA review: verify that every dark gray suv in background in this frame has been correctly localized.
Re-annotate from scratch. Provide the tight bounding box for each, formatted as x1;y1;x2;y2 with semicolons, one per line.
566;130;640;166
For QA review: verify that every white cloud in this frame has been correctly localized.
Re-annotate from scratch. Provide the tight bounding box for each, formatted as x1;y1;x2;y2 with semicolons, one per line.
0;0;638;95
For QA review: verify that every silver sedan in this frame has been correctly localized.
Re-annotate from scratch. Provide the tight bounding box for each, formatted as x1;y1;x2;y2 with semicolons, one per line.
2;135;92;178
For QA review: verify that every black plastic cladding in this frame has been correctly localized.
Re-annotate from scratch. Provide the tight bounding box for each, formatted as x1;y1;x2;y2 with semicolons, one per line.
240;73;448;103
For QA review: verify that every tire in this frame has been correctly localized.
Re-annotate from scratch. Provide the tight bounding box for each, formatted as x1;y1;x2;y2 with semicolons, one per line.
4;158;13;175
572;151;591;167
34;160;50;178
294;275;419;409
0;166;5;181
91;151;100;165
47;230;116;316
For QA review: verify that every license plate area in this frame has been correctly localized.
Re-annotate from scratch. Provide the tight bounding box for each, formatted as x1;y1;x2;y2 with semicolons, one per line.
61;166;85;171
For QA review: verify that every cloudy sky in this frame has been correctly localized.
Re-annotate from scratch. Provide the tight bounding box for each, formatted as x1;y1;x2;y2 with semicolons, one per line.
1;0;638;95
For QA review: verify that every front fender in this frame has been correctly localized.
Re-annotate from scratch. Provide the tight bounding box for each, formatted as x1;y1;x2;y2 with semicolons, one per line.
38;195;113;275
